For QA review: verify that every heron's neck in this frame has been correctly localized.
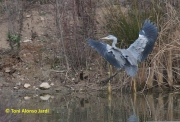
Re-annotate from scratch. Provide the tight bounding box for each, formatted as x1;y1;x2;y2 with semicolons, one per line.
112;38;117;48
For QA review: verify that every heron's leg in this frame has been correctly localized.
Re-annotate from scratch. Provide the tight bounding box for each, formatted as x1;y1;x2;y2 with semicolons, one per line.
99;70;121;85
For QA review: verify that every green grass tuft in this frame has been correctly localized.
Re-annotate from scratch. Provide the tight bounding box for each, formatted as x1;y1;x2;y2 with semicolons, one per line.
102;0;164;48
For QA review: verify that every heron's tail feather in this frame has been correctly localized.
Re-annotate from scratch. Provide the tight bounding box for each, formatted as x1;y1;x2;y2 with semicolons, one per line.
124;65;138;77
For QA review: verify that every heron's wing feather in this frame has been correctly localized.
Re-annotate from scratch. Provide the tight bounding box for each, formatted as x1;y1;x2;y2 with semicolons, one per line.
88;39;122;68
127;20;158;62
120;49;137;66
124;64;138;77
120;49;138;77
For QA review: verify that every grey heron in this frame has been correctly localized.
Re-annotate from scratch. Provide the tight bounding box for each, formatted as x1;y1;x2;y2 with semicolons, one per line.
88;20;158;82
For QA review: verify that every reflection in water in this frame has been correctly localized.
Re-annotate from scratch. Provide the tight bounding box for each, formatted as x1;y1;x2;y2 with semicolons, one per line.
1;88;180;122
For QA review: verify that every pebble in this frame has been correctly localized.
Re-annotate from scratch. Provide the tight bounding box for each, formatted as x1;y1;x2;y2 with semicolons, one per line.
23;39;32;43
24;96;31;100
26;15;31;18
40;94;51;101
5;67;11;73
13;86;19;90
39;82;51;90
50;83;54;86
24;83;31;88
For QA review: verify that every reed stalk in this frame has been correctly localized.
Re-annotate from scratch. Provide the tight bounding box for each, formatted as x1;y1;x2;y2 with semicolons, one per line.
167;50;173;87
147;64;155;89
167;93;173;120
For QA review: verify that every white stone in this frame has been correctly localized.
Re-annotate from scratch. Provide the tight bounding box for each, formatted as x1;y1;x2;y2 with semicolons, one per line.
24;96;31;100
13;86;19;90
50;83;54;86
40;17;45;21
40;94;51;101
26;15;31;18
5;67;11;73
23;39;32;43
39;82;51;89
24;83;31;88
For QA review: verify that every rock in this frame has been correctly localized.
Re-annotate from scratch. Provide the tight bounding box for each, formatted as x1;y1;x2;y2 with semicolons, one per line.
23;39;32;43
33;86;39;90
12;73;18;78
24;96;31;100
13;86;19;90
26;15;31;18
33;94;38;97
39;82;51;90
5;67;11;73
50;83;54;86
24;83;31;88
4;67;16;74
40;94;51;101
40;17;45;21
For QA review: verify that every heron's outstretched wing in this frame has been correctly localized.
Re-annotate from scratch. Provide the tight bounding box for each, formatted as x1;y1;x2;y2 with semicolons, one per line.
88;39;122;68
127;20;158;62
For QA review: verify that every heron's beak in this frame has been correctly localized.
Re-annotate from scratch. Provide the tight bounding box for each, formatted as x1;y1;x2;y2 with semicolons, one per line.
100;37;109;40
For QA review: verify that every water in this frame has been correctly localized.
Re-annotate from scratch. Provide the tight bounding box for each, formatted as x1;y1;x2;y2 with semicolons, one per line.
1;88;180;122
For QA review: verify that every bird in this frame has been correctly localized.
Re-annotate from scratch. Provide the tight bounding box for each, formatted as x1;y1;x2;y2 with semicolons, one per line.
88;20;158;78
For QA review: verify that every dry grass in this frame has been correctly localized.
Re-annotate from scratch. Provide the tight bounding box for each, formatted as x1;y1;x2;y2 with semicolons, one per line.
96;0;180;91
1;0;180;92
150;2;180;90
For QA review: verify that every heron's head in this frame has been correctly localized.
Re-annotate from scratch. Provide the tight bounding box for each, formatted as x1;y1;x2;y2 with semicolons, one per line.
101;35;117;41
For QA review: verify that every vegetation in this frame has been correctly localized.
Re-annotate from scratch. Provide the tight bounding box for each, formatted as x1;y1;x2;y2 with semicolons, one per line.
1;0;180;92
7;32;20;50
98;0;180;91
101;0;163;47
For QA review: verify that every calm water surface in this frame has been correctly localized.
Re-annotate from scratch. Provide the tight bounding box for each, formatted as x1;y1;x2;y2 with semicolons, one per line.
1;88;180;122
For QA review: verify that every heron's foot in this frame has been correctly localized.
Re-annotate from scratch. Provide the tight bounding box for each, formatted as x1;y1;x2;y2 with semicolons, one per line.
98;70;120;86
98;77;112;86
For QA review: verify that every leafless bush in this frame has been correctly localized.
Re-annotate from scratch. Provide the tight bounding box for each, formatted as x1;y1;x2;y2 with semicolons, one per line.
4;0;24;51
54;0;97;70
2;0;180;91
